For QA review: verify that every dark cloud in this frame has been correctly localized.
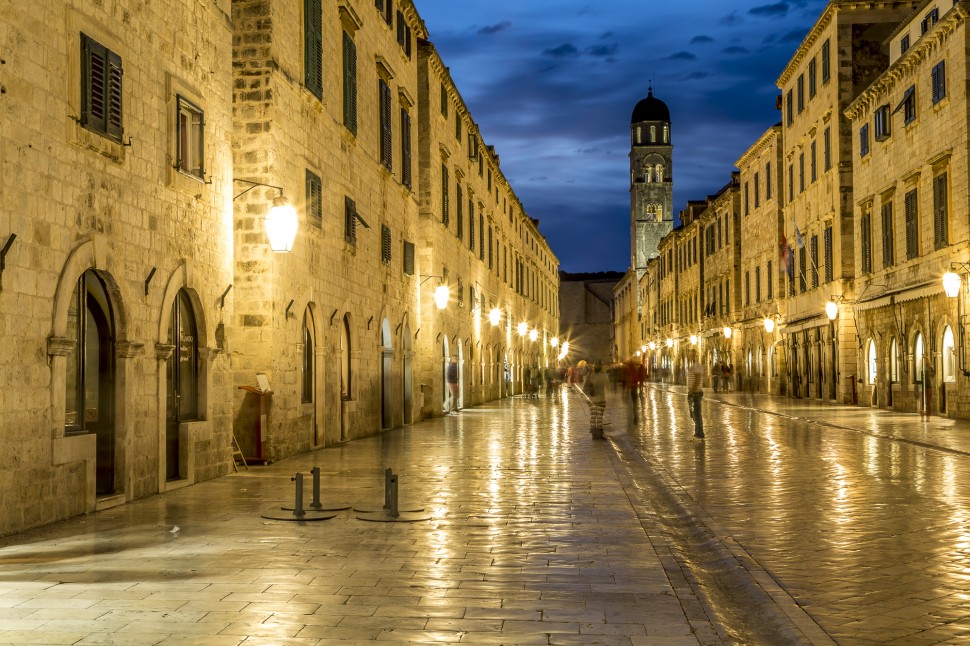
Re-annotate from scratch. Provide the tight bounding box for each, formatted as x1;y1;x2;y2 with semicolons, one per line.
720;11;742;25
780;28;806;42
723;45;749;54
478;21;512;35
749;2;789;17
691;35;715;44
666;51;696;61
586;44;617;57
684;71;710;80
543;43;580;58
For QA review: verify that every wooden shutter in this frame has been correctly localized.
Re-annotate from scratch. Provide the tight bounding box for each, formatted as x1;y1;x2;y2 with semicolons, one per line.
344;196;357;245
823;226;833;283
934;173;948;248
379;80;392;169
306;170;322;225
401;109;412;188
342;32;357;134
905;189;919;259
456;184;464;240
861;213;872;274
81;34;123;141
440;164;449;225
403;241;414;275
304;0;323;98
381;224;391;265
881;202;894;267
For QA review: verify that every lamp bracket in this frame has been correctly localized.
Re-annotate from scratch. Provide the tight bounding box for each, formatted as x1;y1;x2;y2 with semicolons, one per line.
0;233;16;292
420;274;444;286
233;178;284;201
145;267;157;296
285;299;295;318
219;284;233;308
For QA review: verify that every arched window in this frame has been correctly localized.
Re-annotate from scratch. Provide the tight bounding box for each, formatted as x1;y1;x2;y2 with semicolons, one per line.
650;125;656;142
768;345;776;378
644;165;653;183
340;315;352;399
635;126;641;144
867;339;877;384
914;332;925;383
66;270;115;434
302;308;314;403
168;289;199;420
746;349;753;377
657;164;664;182
663;124;669;143
942;326;956;383
889;337;899;383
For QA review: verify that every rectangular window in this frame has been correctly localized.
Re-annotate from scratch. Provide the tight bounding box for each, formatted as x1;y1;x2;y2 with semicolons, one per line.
861;211;872;274
821;38;831;84
808;58;817;99
901;34;910;54
921;8;939;34
176;95;205;179
381;224;391;265
456;183;464;240
932;60;947;104
80;33;124;142
899;85;916;124
905;188;919;259
786;90;794;125
488;227;494;269
859;123;870;157
306;169;322;226
754;171;761;208
396;11;412;58
304;0;323;98
824;226;833;283
379;79;392;170
468;199;475;250
934;172;948;248
344;196;357;246
881;201;895;267
797;74;804;112
342;32;357;134
755;266;762;302
799;152;805;192
744;182;749;216
455;111;462;141
823;127;832;171
440;82;448;116
400;109;412;188
811;235;819;288
874;104;891;141
479;213;485;260
744;270;750;306
766;161;772;199
799;246;807;293
383;0;392;25
403;240;415;275
788;164;794;203
767;260;773;299
810;140;817;183
440;164;449;226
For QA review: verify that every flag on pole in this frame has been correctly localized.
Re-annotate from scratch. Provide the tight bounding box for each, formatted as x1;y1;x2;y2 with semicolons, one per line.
779;233;791;272
792;219;805;249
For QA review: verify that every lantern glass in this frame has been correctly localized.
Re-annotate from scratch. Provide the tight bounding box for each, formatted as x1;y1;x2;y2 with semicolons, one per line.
943;271;962;298
433;285;450;310
265;197;298;252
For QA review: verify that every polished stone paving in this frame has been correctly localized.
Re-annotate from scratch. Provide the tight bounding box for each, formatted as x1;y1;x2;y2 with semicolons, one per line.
5;385;970;645
0;391;706;646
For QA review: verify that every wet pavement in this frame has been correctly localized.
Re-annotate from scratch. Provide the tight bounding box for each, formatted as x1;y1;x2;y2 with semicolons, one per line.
3;385;970;645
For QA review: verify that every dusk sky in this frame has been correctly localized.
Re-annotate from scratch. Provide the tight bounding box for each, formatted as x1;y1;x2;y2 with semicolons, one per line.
417;0;829;273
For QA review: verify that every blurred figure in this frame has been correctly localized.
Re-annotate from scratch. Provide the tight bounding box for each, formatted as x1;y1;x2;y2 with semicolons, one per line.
586;361;609;439
624;361;642;423
686;349;704;439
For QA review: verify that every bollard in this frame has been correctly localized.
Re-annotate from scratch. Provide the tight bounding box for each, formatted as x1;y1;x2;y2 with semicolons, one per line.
260;472;336;521
284;466;351;512
355;468;430;522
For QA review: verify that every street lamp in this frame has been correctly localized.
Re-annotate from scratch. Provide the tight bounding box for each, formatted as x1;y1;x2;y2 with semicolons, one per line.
722;326;733;339
825;299;839;321
550;336;559;348
488;308;502;326
529;328;538;342
666;338;673;348
763;318;775;333
517;322;528;337
943;271;962;298
433;285;450;310
649;341;657;351
689;334;699;345
234;179;299;252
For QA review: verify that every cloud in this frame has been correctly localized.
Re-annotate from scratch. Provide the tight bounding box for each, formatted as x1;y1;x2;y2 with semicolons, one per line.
691;35;715;44
780;28;806;42
684;71;710;80
543;43;580;58
723;45;749;55
749;2;789;17
478;21;512;35
720;11;742;25
666;51;697;61
586;44;617;57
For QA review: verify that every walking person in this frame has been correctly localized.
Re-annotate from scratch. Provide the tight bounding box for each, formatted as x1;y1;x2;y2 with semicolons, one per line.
443;355;459;414
686;349;705;440
586;361;609;439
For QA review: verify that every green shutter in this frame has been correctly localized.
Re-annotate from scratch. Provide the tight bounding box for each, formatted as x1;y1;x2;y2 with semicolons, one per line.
343;32;357;134
304;0;323;98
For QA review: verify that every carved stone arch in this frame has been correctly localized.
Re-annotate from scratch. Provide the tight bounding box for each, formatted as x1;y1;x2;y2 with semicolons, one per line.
157;261;210;350
52;235;129;344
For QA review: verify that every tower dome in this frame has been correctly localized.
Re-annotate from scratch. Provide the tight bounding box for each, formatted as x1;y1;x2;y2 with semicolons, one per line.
631;87;670;124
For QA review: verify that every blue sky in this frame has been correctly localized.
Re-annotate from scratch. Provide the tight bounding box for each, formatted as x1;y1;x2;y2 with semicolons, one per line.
417;0;828;273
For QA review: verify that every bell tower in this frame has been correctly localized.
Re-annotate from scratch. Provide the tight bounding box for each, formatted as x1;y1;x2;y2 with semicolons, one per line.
630;86;673;281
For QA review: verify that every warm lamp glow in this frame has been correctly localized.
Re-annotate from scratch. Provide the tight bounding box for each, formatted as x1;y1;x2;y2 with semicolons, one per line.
433;285;450;310
488;308;502;326
689;334;698;345
517;322;528;336
529;328;538;342
640;344;648;353
265;197;298;252
550;337;559;348
723;326;732;339
649;341;656;351
943;271;962;298
825;299;839;320
666;338;673;348
763;318;775;333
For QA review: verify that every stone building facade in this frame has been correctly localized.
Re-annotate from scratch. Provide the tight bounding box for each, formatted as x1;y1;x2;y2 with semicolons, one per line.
845;0;969;416
630;89;674;282
0;0;558;538
1;0;236;534
735;126;788;394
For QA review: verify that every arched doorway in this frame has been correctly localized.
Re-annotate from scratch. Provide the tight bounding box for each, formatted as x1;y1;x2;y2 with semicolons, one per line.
340;315;352;441
65;270;116;495
867;338;877;407
381;319;393;430
302;308;318;446
942;326;955;413
402;323;413;425
887;337;898;407
441;336;450;412
165;289;199;481
456;339;465;410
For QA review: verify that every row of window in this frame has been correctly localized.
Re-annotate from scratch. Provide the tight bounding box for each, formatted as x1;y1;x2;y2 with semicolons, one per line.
742;161;772;215
864;328;955;388
859;173;948;274
860;60;946;158
785;37;831;127
742;261;775;308
786;127;832;203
